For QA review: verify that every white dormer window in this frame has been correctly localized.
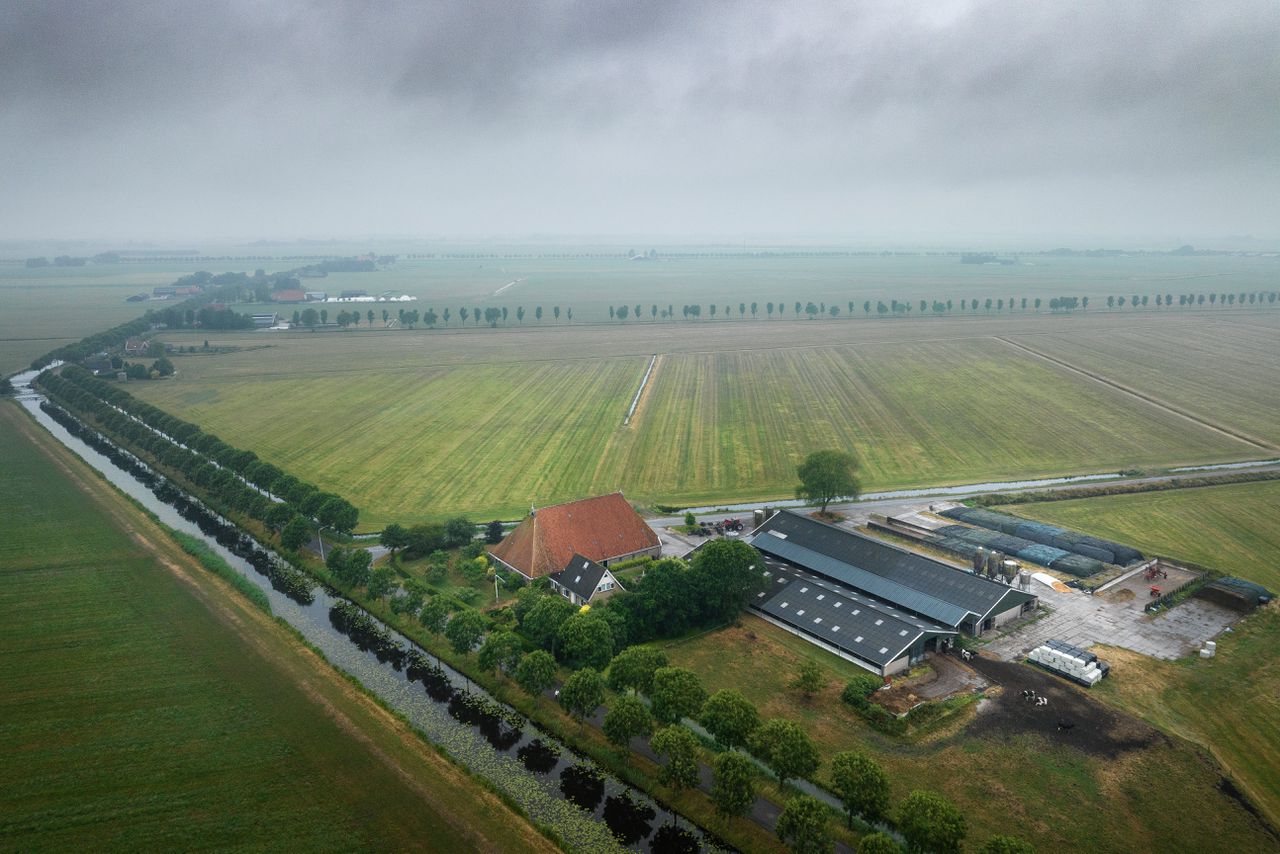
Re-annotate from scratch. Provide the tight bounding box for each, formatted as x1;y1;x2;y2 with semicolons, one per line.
874;619;883;626
813;617;822;624
796;609;805;616
854;636;864;643
800;587;808;593
833;601;842;608
816;594;825;601
780;602;789;608
831;625;840;632
879;647;889;655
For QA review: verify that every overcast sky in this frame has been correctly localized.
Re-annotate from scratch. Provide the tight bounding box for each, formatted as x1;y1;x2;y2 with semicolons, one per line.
3;0;1278;245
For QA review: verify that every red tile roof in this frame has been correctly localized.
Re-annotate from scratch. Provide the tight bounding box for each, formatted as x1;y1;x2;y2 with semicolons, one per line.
488;492;658;579
271;289;308;302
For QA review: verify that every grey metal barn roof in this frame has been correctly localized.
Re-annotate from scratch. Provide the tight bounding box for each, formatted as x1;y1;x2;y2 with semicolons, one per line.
753;559;955;668
549;553;609;601
748;511;1034;626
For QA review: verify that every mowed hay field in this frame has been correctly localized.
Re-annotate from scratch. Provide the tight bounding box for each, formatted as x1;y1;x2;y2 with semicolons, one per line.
1008;322;1280;447
136;324;1257;526
1006;481;1280;828
0;404;548;852
613;338;1255;504
661;615;1276;853
137;355;648;527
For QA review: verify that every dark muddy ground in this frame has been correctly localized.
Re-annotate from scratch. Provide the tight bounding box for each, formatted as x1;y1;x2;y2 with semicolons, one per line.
964;653;1166;758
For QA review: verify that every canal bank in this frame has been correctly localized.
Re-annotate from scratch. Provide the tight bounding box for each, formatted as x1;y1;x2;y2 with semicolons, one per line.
12;369;730;854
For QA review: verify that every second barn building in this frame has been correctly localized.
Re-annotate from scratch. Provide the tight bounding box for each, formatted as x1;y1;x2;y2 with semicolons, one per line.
747;510;1037;676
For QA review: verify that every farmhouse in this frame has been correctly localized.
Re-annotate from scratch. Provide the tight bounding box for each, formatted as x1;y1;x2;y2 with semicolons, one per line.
747;511;1038;676
271;289;308;303
548;554;624;606
488;492;660;581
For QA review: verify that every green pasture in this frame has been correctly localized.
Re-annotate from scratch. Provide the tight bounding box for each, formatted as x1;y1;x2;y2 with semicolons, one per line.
0;404;514;852
611;338;1254;504
135;328;1256;526
366;252;1280;325
1004;480;1280;596
1009;324;1280;447
1006;481;1280;825
136;355;647;528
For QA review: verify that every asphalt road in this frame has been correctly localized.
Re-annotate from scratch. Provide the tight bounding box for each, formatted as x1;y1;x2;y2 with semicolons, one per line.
644;462;1280;530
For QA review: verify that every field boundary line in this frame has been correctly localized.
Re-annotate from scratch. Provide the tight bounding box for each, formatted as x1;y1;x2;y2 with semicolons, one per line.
623;354;659;426
994;336;1278;452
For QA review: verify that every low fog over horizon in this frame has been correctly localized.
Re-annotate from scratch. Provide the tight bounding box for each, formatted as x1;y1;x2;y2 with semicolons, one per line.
4;1;1278;245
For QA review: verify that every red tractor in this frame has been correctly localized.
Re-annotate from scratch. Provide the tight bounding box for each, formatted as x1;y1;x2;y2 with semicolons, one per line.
722;518;744;533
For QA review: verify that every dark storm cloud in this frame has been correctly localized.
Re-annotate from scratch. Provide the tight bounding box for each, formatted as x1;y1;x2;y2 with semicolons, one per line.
2;0;1277;241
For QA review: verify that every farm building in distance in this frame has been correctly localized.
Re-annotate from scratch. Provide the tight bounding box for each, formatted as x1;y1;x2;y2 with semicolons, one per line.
747;511;1038;676
488;492;660;582
548;554;624;606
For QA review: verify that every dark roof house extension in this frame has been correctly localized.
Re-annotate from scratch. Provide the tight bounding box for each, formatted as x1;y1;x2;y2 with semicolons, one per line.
488;493;660;580
549;554;624;605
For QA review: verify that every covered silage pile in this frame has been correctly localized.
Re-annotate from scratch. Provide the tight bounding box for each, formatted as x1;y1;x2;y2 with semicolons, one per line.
925;525;1106;577
940;507;1144;566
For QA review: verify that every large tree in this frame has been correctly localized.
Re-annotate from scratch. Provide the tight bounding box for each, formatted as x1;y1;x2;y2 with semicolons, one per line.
749;718;820;786
776;794;833;854
379;523;410;557
791;659;826;700
795;449;861;513
514;649;557;696
559;667;605;721
649;666;707;725
418;597;448;635
443;516;475;548
830;751;891;827
521;595;577;653
699;689;759;750
898;790;966;854
602;695;653;749
444;610;487;656
477;630;524;675
556;612;615;670
688;538;761;623
650;725;700;793
280;515;312;551
711;752;756;819
606;645;668;695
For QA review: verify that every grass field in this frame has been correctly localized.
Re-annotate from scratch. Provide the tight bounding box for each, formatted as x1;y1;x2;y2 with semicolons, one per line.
610;338;1253;503
0;262;217;373
1003;481;1280;828
0;403;552;852
133;323;1258;526
661;614;1275;853
1005;480;1280;590
1008;323;1280;447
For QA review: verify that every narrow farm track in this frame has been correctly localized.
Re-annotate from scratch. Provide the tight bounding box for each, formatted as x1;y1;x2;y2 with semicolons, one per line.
994;336;1277;452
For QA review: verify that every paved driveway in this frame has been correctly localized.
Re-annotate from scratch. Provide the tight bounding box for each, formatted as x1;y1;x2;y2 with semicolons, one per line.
984;581;1239;661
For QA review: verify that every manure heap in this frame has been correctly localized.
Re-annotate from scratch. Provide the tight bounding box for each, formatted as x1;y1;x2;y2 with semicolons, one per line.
937;507;1144;576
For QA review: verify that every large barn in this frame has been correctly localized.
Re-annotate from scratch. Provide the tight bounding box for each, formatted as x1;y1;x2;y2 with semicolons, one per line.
487;492;661;582
746;510;1038;676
